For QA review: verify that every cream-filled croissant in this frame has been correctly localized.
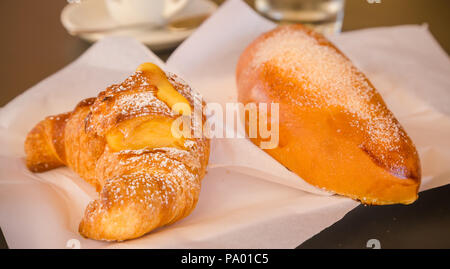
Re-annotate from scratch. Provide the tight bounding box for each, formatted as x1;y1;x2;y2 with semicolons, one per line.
25;63;210;241
236;25;421;205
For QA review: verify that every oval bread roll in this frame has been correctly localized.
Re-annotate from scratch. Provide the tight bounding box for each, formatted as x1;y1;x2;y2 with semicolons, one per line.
236;25;421;205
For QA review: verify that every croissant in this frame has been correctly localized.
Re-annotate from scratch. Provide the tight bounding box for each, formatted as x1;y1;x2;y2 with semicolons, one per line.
236;25;421;205
25;63;210;241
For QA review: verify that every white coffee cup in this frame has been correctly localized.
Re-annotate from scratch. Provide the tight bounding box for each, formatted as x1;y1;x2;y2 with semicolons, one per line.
105;0;190;26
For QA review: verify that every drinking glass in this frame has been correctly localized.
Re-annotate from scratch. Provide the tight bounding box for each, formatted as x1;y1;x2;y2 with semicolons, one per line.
255;0;345;35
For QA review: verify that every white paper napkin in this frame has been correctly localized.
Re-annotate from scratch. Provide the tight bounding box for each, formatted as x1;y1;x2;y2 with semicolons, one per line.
1;0;450;248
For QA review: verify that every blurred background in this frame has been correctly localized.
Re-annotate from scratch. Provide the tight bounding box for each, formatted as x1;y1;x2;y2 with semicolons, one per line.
0;0;449;107
0;0;449;249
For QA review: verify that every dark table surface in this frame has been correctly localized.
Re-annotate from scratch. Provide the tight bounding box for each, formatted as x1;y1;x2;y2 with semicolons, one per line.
0;0;449;249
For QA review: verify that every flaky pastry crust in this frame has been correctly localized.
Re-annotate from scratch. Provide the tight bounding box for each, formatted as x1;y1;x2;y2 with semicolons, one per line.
25;67;210;241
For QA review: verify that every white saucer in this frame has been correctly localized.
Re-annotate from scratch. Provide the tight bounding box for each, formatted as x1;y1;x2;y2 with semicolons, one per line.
61;0;217;51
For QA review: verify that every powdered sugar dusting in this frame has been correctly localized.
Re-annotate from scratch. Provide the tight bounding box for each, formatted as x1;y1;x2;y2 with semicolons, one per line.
251;27;403;152
79;68;209;237
113;91;172;118
87;71;176;135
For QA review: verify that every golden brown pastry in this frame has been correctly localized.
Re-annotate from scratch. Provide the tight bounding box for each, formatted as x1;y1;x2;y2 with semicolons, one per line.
236;25;421;205
25;63;210;241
